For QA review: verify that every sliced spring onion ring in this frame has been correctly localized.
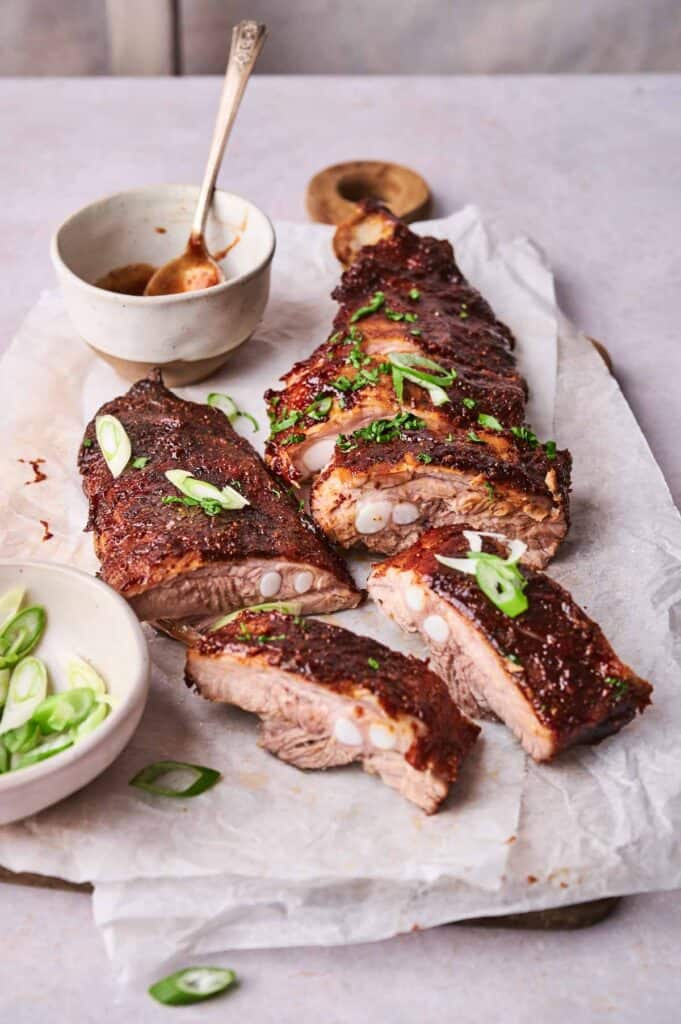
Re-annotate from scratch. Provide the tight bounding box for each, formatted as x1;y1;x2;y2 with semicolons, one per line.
32;687;95;734
0;587;24;632
165;469;249;510
12;732;74;771
435;532;529;618
387;352;456;408
505;538;528;565
2;719;41;754
207;392;259;433
0;668;9;708
0;657;48;735
95;414;132;479
75;700;109;740
66;655;107;695
149;967;237;1006
130;760;221;798
475;557;528;618
211;600;303;632
434;553;477;575
0;605;47;668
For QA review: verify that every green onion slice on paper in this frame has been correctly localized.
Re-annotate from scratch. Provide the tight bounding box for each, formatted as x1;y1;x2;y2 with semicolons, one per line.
149;967;237;1006
129;760;222;798
165;469;249;511
95;414;132;479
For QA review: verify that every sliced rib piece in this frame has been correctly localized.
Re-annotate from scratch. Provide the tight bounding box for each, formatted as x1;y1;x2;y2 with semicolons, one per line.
78;371;360;622
266;344;527;484
311;423;570;569
368;526;652;760
265;200;529;487
185;610;480;813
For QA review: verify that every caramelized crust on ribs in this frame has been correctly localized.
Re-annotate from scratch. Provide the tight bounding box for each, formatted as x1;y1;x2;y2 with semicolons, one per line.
78;371;360;622
368;526;652;760
186;610;480;813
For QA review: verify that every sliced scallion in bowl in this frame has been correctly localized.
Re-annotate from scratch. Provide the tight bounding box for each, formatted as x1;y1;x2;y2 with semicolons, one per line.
0;587;113;774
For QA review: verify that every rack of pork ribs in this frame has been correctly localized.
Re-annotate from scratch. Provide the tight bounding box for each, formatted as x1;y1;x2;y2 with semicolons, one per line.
265;200;570;570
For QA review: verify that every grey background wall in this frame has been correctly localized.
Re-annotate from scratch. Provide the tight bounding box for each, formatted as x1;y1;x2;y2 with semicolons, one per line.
2;0;680;76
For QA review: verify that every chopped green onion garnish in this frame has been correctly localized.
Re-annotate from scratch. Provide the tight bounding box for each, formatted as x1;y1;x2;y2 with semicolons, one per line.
95;414;132;479
0;605;46;668
0;657;48;734
269;408;302;435
467;430;484;444
0;588;24;633
130;760;221;798
605;675;629;697
81;438;93;448
409;288;421;300
0;746;8;773
279;433;306;446
336;412;426;450
305;396;333;421
478;413;504;432
510;425;539;448
149;967;236;1006
32;688;95;734
165;469;249;511
472;554;528;618
12;732;74;770
436;535;529;618
388;351;456;408
545;440;557;460
462;397;476;410
367;657;380;671
350;291;385;323
131;456;150;469
67;655;107;696
417;452;433;463
210;601;303;631
207;392;259;433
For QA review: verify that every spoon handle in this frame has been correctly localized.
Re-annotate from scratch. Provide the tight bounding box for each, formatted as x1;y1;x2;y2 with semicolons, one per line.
190;20;267;243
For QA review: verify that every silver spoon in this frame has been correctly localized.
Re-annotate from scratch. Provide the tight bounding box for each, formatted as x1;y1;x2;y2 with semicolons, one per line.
145;20;267;297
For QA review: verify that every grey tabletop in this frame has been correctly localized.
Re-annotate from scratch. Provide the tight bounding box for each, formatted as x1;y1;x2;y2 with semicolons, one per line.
1;75;680;1022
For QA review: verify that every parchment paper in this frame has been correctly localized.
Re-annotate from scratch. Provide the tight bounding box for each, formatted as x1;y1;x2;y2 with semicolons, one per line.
0;208;680;983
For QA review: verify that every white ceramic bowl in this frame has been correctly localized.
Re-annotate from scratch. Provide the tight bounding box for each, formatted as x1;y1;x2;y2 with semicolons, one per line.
0;561;150;825
51;184;276;384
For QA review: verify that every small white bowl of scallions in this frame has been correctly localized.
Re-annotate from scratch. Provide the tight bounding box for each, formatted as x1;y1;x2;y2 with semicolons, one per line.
0;561;149;824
